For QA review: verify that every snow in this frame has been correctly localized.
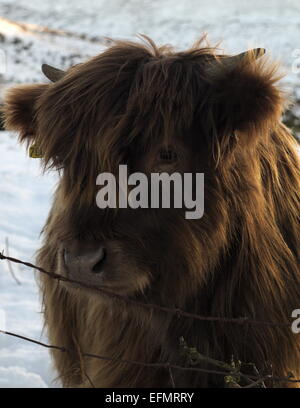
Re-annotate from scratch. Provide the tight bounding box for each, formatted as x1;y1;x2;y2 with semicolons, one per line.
0;131;57;387
0;367;47;388
0;0;299;388
0;0;300;93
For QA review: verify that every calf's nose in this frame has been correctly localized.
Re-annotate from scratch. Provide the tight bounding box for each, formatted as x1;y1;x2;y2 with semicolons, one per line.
63;245;107;274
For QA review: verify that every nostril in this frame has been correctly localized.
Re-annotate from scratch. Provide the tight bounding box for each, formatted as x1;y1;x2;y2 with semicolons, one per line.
92;247;107;273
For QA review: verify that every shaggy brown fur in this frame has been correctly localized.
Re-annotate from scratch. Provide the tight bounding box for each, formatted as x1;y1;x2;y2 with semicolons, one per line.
3;36;300;387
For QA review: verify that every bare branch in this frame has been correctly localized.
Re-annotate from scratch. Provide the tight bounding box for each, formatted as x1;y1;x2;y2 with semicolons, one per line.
168;363;176;388
0;329;66;352
4;238;21;285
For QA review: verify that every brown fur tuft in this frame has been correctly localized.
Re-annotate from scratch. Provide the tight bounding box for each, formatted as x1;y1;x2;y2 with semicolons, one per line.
207;53;287;147
3;84;48;142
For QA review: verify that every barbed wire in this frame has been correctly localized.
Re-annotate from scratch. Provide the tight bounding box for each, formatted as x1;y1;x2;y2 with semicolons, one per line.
0;252;299;388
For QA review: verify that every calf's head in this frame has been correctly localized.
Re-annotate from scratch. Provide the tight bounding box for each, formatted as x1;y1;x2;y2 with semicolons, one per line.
3;37;285;307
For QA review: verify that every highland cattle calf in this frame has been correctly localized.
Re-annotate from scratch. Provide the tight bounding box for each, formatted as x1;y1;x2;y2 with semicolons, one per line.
3;36;300;387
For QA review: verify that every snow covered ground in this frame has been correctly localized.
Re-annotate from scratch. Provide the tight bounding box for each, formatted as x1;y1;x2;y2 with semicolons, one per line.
0;0;299;388
0;132;57;387
0;0;300;93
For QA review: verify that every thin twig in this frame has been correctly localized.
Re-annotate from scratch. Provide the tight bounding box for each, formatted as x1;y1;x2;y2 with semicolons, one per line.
168;363;176;388
243;376;272;388
0;329;66;352
72;334;96;388
84;371;96;388
4;238;21;285
181;337;252;386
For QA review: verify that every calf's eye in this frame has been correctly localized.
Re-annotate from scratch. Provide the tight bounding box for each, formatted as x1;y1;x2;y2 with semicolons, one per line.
159;148;178;162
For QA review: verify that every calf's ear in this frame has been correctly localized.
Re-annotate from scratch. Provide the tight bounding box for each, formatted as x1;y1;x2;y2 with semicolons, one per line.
3;84;48;143
208;50;287;142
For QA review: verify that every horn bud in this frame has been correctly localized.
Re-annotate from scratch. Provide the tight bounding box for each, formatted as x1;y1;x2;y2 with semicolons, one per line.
41;64;65;82
208;48;266;75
